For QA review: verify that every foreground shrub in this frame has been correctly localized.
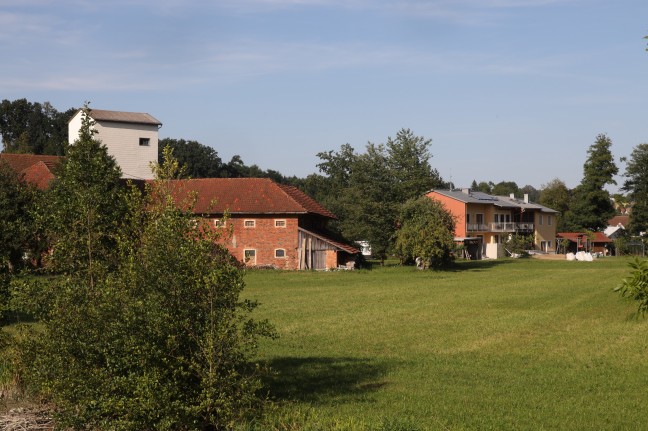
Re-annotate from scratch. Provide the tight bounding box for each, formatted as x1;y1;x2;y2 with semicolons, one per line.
615;257;648;316
11;138;275;430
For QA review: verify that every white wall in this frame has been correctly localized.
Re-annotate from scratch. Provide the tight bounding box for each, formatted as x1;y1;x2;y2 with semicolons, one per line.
68;111;159;180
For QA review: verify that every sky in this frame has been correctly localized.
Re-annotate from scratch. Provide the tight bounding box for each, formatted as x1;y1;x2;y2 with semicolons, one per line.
2;0;647;191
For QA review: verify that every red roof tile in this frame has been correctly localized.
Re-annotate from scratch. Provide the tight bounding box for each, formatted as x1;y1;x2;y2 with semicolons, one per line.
608;215;629;227
22;162;56;190
557;232;613;243
0;154;62;189
156;178;337;219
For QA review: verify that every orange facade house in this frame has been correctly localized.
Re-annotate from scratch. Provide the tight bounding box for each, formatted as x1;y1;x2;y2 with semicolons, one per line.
427;188;558;259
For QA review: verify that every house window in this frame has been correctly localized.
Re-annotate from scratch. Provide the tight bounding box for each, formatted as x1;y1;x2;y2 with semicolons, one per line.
214;219;226;228
139;137;150;146
244;220;256;228
244;249;256;264
476;214;484;226
548;215;553;226
539;214;544;225
275;249;286;258
275;219;286;228
466;214;471;224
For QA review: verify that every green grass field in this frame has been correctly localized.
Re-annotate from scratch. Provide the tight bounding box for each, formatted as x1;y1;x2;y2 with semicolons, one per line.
244;257;648;430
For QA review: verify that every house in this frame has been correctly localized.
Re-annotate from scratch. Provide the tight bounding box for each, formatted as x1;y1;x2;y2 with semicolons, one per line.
427;188;558;259
161;177;359;270
68;109;162;180
0;153;62;190
604;215;629;240
556;232;613;255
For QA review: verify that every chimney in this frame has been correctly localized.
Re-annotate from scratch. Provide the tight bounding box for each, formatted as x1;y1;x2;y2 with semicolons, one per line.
524;194;529;203
509;193;515;199
462;188;471;195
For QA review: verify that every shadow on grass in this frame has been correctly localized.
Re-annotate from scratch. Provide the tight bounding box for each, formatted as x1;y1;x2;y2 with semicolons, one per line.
262;356;393;404
446;258;519;272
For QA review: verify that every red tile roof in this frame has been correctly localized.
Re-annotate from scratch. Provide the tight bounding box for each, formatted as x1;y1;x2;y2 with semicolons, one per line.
608;215;629;227
157;178;337;219
0;154;62;189
557;232;613;243
88;109;162;126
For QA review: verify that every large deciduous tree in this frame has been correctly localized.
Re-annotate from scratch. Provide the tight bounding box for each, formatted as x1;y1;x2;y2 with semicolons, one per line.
539;178;571;231
316;129;444;262
565;133;618;231
622;143;648;235
158;138;223;178
394;196;455;269
0;99;74;155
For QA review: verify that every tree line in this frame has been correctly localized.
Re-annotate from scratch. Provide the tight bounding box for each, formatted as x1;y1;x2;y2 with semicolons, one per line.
2;98;648;261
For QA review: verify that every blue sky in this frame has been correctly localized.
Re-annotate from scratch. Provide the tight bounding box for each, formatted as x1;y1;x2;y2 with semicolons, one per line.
2;0;647;191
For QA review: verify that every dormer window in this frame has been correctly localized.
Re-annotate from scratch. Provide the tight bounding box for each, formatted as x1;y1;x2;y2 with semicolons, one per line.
139;137;150;146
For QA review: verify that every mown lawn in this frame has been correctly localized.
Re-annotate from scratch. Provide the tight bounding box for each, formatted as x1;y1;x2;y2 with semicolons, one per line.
244;257;648;430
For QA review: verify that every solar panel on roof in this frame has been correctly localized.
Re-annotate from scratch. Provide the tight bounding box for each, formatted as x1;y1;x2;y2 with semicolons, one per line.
470;191;498;201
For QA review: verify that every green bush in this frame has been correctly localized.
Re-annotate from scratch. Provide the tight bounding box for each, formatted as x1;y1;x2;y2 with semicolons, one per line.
11;141;275;429
615;258;648;315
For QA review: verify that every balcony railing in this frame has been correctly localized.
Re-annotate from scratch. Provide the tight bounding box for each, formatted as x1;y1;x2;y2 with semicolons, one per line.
466;222;535;232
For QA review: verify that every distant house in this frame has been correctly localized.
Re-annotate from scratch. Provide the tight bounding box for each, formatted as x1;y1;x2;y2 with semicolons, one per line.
162;177;359;270
556;232;613;255
427;188;558;259
0;153;62;190
68;109;162;180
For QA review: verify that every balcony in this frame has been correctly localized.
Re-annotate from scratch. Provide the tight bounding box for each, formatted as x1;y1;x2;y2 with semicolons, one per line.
466;222;535;233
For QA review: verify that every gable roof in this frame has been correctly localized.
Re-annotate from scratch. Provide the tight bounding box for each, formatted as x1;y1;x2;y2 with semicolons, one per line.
608;215;629;228
0;153;62;189
87;109;162;126
159;178;337;219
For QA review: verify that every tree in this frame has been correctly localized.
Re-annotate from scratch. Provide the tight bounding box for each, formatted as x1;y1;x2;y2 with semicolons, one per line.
158;138;223;178
491;181;519;197
520;185;540;202
470;180;493;194
315;129;444;262
622;143;648;235
539;178;571;231
0;160;38;273
394;196;455;269
564;134;618;231
38;104;127;285
12;147;274;430
0;99;74;155
385;129;443;201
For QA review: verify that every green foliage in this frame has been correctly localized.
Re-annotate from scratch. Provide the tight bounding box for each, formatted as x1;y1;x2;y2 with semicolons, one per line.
0;160;38;274
315;129;444;262
37;104;126;284
622;143;648;235
158;138;223;178
491;181;519;197
615;258;648;315
505;234;534;256
394;196;455;269
539;178;571;231
0;98;74;155
11;139;274;429
565;134;618;231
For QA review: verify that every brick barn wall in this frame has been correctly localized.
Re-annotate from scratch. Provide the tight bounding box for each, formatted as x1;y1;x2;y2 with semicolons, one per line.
213;215;300;270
